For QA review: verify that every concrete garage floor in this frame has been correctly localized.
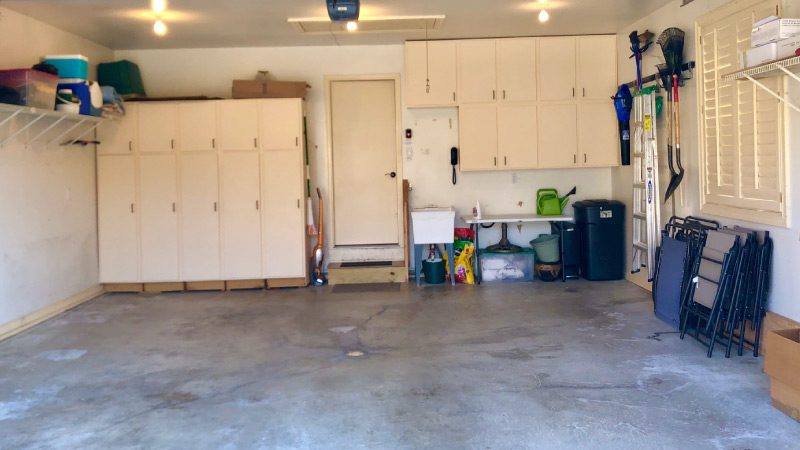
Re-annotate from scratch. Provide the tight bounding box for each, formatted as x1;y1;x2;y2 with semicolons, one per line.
0;280;797;449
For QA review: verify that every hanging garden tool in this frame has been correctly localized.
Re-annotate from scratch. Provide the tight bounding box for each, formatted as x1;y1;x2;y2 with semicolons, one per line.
658;63;677;204
657;27;685;203
614;84;634;165
312;188;326;286
671;74;685;198
628;30;654;90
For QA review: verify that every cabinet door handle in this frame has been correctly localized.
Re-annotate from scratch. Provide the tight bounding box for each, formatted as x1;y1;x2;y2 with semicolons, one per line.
212;138;216;149
574;155;577;164
214;202;218;212
584;154;587;163
492;90;496;100
453;92;456;101
131;203;135;213
297;199;300;208
128;141;132;152
572;88;575;97
504;156;507;166
172;202;176;213
583;88;586;97
171;139;174;149
494;157;497;166
503;90;506;100
256;200;259;210
254;138;258;148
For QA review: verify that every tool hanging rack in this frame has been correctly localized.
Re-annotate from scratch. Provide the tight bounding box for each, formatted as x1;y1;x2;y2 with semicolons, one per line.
722;55;800;113
623;61;696;90
0;103;104;149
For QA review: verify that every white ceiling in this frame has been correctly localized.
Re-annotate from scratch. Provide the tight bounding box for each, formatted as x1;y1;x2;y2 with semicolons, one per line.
3;0;672;50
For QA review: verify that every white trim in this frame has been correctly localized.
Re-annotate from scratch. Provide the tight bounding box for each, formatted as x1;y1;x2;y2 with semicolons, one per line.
0;285;104;342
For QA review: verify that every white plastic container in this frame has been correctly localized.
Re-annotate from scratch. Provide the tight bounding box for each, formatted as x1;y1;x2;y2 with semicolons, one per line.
411;207;455;245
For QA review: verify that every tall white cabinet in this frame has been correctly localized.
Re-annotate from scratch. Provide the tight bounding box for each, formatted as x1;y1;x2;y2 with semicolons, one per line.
96;98;308;285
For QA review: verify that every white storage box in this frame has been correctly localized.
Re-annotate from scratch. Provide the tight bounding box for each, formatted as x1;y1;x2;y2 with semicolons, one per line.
778;37;800;58
752;19;800;47
411;207;455;244
740;43;778;69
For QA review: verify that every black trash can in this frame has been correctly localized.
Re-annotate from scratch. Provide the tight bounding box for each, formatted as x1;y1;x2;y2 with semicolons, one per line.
550;221;580;281
573;200;626;281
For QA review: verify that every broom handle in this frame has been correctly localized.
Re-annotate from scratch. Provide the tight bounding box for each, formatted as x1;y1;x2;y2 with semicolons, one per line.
673;75;681;145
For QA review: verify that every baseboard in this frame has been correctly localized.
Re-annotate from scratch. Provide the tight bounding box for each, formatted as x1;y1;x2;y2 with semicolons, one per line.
0;285;104;343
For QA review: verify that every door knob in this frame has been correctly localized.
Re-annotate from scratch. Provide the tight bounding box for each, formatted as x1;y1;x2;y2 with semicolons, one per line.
386;172;397;178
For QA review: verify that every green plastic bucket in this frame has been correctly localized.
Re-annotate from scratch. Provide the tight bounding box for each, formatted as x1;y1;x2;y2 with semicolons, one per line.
530;234;560;263
422;259;446;284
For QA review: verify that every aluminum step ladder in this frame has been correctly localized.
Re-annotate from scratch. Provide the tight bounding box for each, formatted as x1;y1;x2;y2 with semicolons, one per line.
631;91;661;281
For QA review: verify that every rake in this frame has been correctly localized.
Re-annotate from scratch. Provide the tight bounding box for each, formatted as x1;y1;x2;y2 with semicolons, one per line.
658;28;685;203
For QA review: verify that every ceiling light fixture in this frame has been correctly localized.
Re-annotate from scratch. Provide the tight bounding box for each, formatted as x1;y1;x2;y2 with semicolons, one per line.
154;20;167;36
539;9;549;22
346;21;358;31
152;0;166;15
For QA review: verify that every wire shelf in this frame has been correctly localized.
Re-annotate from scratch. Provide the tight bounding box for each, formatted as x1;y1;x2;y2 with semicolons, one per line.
0;103;104;148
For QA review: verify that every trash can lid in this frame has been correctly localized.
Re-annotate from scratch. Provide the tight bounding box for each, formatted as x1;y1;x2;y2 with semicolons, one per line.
573;199;625;209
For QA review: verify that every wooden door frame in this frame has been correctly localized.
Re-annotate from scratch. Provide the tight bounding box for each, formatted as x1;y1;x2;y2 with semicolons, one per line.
324;74;404;248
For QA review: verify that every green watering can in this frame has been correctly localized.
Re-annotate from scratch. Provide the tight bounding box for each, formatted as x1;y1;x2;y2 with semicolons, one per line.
537;187;577;216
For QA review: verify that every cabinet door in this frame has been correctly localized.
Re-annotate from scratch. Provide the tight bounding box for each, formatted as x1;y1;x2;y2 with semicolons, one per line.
137;103;178;152
497;38;537;102
260;99;302;150
579;103;619;167
405;41;458;107
578;36;617;100
181;153;221;281
261;150;306;279
539;37;577;101
139;154;180;281
179;101;217;151
220;152;262;279
539;104;578;168
498;104;538;169
458;40;497;104
97;155;138;282
458;105;498;172
218;100;260;151
97;104;137;154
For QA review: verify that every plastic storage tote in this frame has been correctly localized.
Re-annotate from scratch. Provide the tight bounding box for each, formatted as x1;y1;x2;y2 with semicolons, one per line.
97;60;146;97
45;55;89;80
573;200;626;281
480;249;534;282
0;69;60;109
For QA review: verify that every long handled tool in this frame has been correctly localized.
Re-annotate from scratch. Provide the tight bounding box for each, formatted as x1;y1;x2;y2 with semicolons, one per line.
658;28;685;204
312;188;326;286
671;74;685;197
658;64;677;205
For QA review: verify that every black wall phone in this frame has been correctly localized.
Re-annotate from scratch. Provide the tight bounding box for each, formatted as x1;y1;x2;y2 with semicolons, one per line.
451;147;458;185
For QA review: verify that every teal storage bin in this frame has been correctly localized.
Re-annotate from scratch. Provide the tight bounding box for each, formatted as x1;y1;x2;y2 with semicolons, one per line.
97;60;146;97
45;54;89;80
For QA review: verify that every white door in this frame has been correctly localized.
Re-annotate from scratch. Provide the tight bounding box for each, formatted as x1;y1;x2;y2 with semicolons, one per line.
97;155;139;282
262;149;306;278
578;36;617;100
180;153;221;281
458;39;498;104
139;154;180;281
458;104;498;172
497;38;537;102
539;37;577;101
137;103;178;152
179;101;217;151
498;104;538;169
330;79;399;246
405;41;458;107
97;104;137;155
259;99;302;150
219;100;260;151
539;104;578;168
579;103;619;167
220;152;262;279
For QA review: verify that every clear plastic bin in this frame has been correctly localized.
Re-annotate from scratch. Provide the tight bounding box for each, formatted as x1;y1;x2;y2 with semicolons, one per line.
480;249;535;282
0;69;60;109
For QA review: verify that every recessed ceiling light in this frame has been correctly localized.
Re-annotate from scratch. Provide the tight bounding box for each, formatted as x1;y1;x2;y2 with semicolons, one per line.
154;20;167;35
152;0;166;15
539;9;549;22
346;21;358;31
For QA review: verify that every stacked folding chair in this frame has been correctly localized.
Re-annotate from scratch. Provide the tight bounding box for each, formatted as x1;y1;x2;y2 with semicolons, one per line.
679;223;773;358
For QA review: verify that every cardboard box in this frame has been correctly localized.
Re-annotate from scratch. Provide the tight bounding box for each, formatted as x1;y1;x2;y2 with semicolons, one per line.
740;43;778;69
752;18;800;47
232;80;307;99
778;36;800;59
764;329;800;423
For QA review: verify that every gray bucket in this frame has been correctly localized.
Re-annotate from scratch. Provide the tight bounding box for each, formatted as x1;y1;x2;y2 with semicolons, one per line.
530;234;560;263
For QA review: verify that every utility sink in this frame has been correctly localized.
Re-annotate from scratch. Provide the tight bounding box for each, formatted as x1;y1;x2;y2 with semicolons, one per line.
411;207;455;244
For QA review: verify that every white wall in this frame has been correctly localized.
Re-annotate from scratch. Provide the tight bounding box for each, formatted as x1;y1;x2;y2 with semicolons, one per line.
612;0;800;322
115;45;613;256
0;5;114;327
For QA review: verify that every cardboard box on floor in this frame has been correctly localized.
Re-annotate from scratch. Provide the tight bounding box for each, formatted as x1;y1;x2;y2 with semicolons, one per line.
232;80;308;99
764;329;800;423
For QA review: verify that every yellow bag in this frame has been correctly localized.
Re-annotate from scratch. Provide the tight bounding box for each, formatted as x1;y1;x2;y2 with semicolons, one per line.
446;244;474;284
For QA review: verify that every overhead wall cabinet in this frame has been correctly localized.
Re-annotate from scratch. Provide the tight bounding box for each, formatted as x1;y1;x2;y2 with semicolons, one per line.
96;98;309;286
405;41;458;108
404;35;619;171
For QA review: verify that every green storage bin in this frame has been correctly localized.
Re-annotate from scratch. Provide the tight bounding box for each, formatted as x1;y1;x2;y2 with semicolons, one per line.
97;60;146;97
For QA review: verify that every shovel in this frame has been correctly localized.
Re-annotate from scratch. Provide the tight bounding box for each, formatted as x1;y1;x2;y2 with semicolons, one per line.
658;65;677;204
671;74;685;194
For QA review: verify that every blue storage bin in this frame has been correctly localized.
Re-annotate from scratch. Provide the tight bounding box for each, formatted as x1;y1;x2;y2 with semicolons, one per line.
45;54;89;80
57;81;100;116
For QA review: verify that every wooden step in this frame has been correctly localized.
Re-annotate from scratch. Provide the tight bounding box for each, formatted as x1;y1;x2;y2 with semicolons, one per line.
327;261;406;285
